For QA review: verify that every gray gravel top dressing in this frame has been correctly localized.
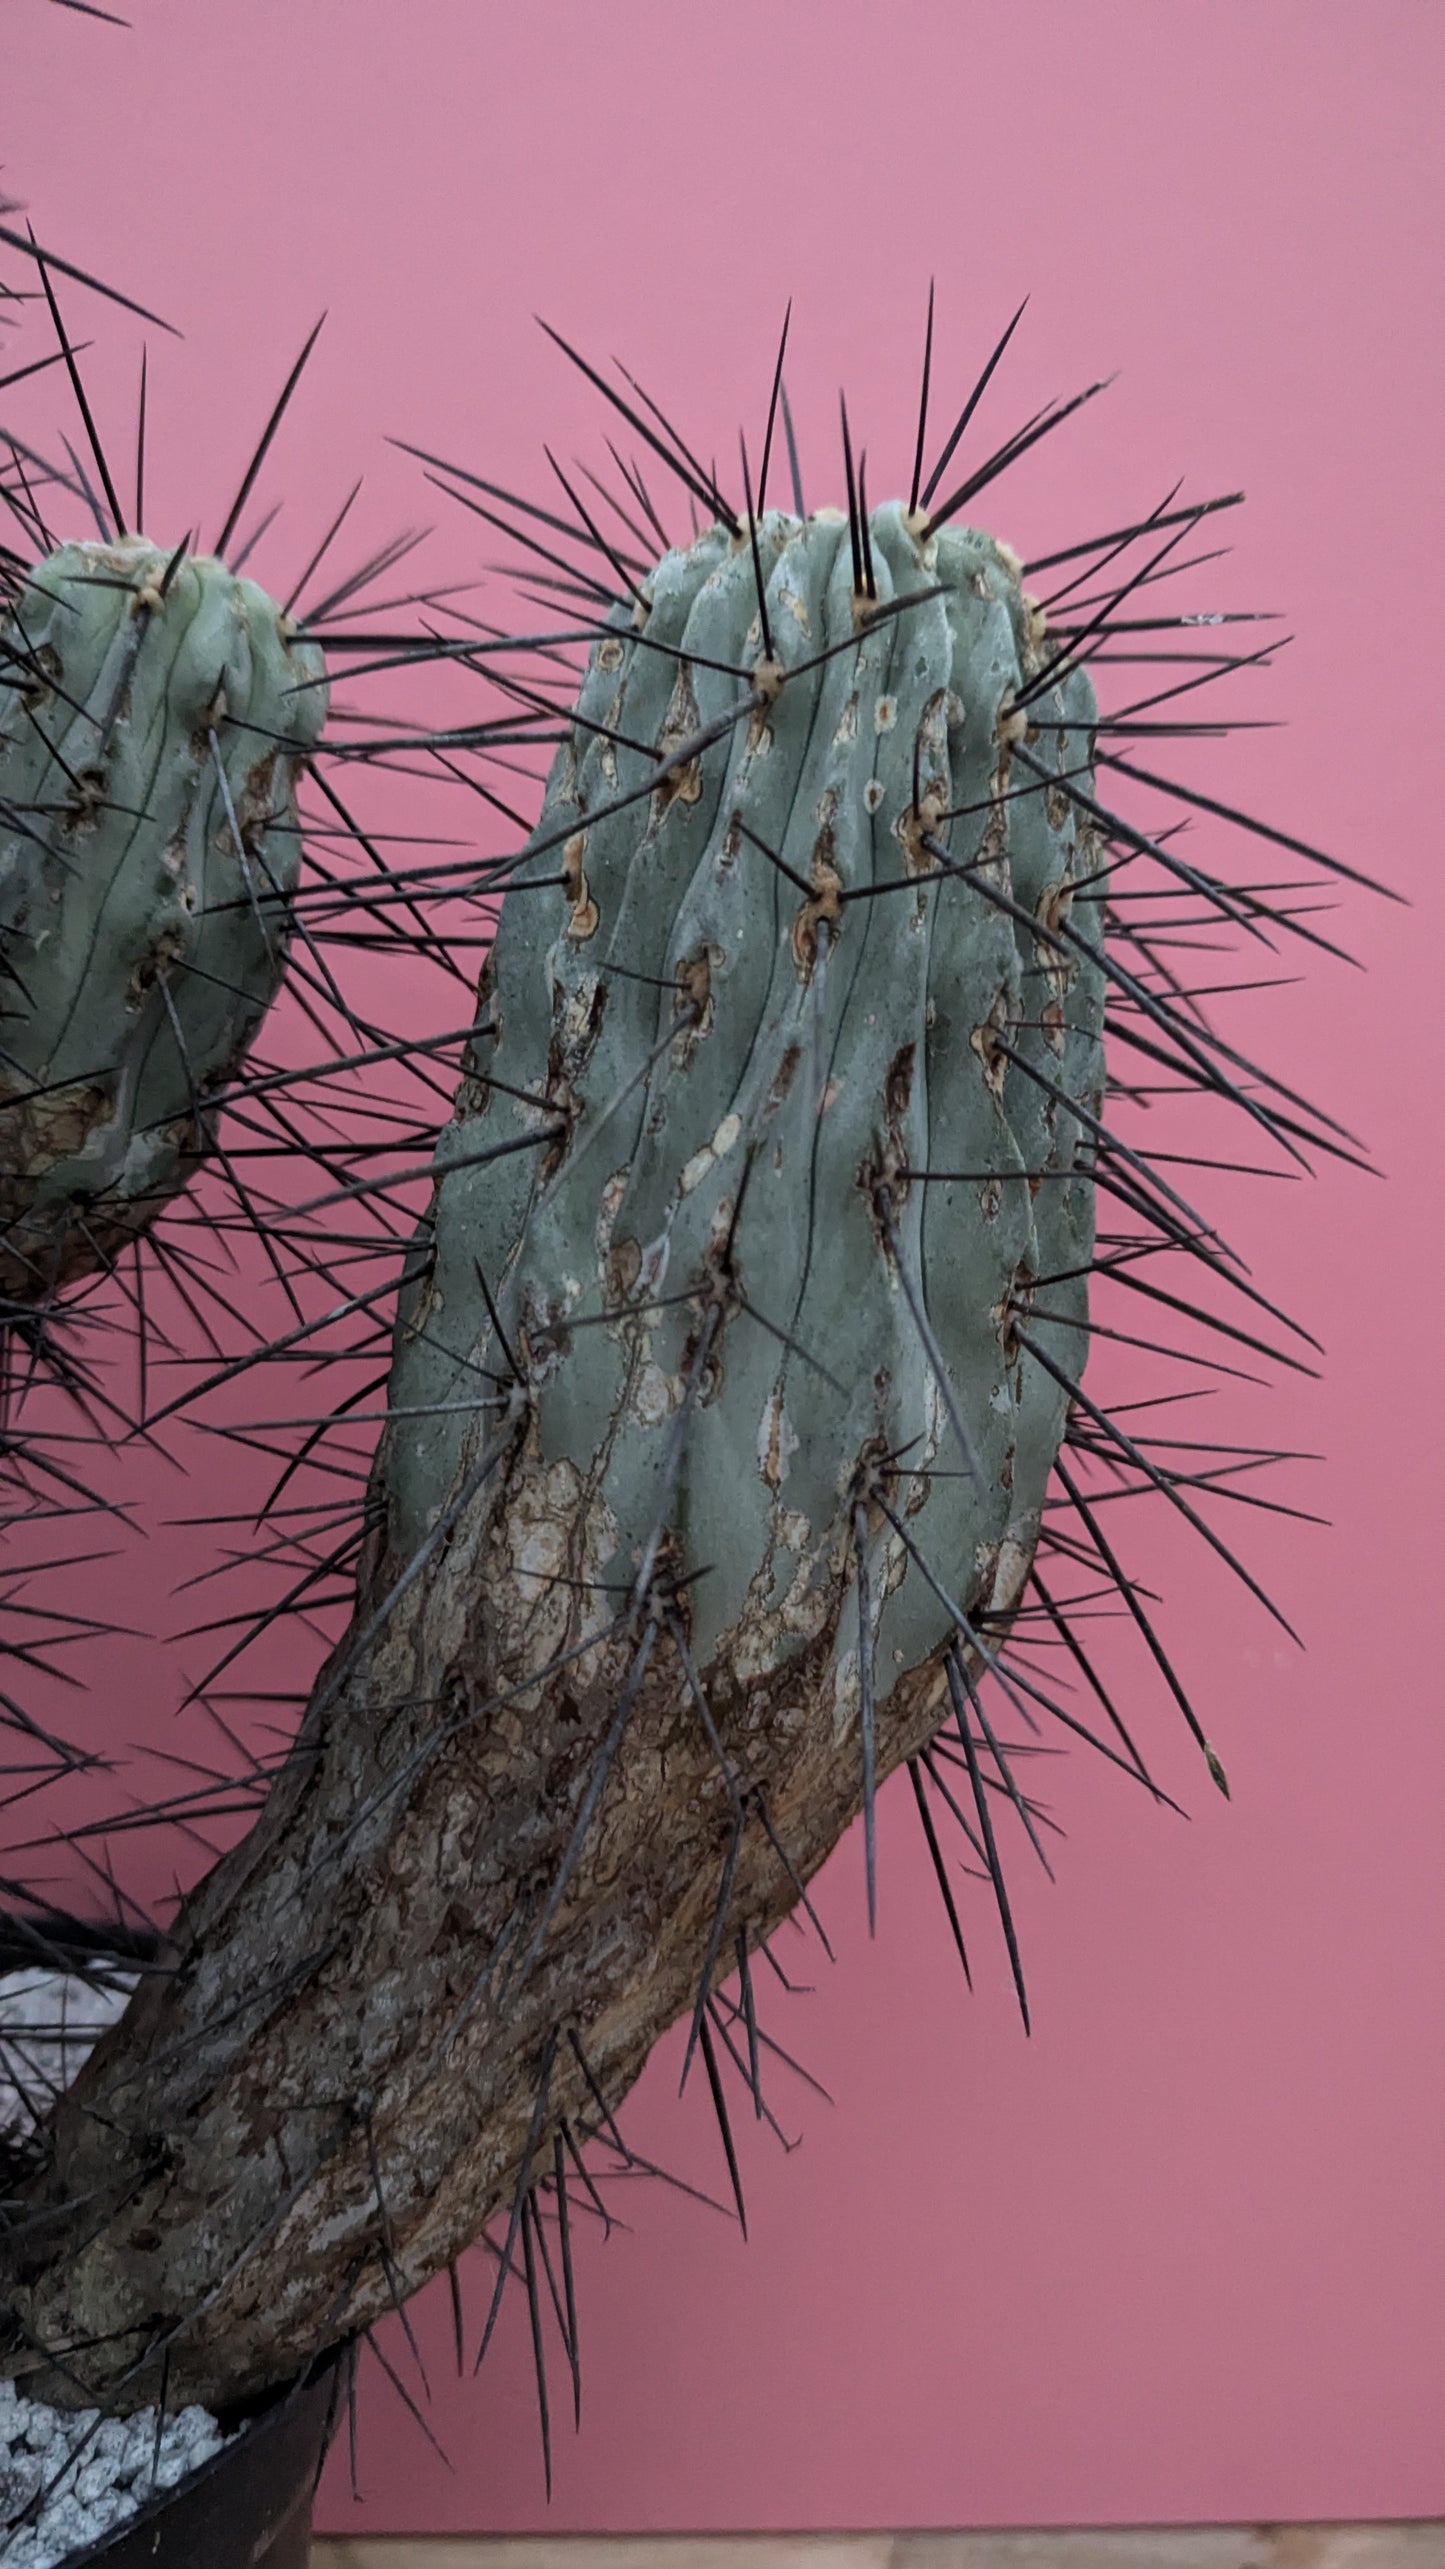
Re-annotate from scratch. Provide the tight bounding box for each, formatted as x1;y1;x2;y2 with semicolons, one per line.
0;1972;233;2565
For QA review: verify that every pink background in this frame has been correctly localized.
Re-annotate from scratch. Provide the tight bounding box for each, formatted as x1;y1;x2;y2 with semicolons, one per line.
8;0;1445;2536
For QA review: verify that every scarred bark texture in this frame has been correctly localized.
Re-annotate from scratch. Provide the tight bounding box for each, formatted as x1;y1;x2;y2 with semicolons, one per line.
0;1524;1031;2412
0;501;1102;2414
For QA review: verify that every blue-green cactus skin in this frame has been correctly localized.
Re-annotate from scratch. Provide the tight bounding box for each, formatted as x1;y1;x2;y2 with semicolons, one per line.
387;500;1103;1727
0;533;327;1297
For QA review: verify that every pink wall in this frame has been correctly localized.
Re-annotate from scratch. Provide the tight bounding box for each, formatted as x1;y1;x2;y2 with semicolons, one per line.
8;0;1445;2535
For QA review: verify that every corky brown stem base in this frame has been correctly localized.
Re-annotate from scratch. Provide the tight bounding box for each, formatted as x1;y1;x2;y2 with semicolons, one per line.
0;1503;1025;2415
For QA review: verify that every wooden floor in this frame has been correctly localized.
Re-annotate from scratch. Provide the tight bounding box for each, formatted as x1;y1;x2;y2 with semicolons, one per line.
311;2528;1445;2567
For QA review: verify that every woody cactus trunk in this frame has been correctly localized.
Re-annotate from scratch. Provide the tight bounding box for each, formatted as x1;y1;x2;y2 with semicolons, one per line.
1;498;1106;2407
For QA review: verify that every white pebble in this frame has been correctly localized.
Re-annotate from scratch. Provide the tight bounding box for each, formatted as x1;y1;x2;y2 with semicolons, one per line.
34;2495;100;2550
0;2446;43;2513
0;2382;235;2559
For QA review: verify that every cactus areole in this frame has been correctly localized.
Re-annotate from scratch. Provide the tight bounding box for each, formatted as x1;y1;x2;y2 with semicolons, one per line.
3;499;1107;2409
0;535;327;1300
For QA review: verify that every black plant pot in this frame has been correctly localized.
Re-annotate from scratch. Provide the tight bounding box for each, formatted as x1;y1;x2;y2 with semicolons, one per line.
67;2351;349;2569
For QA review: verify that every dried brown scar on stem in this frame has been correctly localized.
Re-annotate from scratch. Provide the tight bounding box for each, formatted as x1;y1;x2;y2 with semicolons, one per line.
186;686;227;762
562;830;598;941
861;1133;911;1254
970;986;1013;1096
745;653;787;752
900;784;949;877
670;946;717;1068
674;947;715;1031
1035;875;1079;997
792;834;844;976
996;1253;1036;1364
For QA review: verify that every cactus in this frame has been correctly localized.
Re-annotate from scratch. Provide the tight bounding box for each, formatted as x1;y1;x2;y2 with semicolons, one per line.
0;315;1376;2472
0;534;327;1299
0;482;1116;2407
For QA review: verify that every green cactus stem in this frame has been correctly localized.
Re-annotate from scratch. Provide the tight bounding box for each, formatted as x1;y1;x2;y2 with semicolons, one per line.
0;533;327;1301
391;497;1102;1743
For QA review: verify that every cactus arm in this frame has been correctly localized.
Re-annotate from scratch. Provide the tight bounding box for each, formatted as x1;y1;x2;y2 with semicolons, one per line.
0;536;326;1296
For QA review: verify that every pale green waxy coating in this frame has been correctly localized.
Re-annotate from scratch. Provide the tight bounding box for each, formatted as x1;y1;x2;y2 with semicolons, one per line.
386;500;1103;1724
0;534;327;1298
